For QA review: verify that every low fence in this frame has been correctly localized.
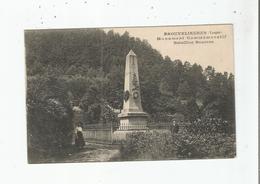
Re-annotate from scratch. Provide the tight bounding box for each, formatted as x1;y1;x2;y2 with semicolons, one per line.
82;120;232;144
82;122;177;144
82;123;116;144
83;128;113;144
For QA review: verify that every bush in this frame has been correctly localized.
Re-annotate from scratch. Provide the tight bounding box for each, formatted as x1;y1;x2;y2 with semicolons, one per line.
120;122;236;160
120;130;177;161
168;116;236;159
172;130;236;159
27;76;74;163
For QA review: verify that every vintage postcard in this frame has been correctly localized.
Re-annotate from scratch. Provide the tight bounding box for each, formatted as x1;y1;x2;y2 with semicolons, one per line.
25;24;236;163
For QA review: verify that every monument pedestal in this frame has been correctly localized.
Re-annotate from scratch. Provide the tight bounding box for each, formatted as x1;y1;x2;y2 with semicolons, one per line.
113;112;148;141
117;112;148;130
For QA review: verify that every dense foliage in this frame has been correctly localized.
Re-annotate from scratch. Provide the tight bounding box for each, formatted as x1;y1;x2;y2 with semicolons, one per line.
25;29;235;159
27;76;74;162
120;124;235;160
120;131;175;160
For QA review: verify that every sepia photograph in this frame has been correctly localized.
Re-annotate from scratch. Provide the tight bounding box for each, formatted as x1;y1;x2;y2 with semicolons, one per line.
25;24;236;164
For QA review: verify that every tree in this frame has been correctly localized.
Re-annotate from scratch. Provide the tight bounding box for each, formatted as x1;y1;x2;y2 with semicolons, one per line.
27;76;73;160
177;81;192;100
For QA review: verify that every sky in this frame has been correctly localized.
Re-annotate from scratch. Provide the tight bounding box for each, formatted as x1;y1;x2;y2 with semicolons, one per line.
104;24;234;73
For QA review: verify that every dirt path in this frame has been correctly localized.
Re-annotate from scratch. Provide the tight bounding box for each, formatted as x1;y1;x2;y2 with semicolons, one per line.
40;143;121;163
63;143;121;163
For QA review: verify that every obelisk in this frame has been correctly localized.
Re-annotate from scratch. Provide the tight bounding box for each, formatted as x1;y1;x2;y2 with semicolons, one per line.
113;50;148;140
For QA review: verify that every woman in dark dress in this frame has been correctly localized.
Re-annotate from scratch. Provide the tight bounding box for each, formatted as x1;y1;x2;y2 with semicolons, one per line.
75;125;85;149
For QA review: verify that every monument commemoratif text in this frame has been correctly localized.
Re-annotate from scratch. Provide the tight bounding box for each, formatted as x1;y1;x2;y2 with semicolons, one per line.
113;50;148;140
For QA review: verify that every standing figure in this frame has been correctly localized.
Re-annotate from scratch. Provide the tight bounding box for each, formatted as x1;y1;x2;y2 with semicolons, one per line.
75;124;85;149
170;120;179;135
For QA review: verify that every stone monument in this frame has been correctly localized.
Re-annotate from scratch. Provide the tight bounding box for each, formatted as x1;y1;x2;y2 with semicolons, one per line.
113;50;148;140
